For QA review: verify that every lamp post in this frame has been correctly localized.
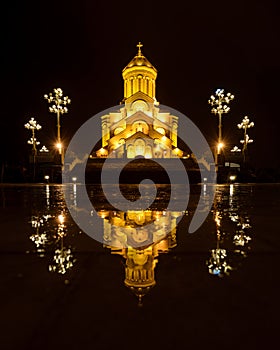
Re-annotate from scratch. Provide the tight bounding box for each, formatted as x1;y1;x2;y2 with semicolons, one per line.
44;88;71;165
238;116;254;163
40;145;49;153
208;89;234;166
25;117;42;154
25;117;42;181
230;146;241;153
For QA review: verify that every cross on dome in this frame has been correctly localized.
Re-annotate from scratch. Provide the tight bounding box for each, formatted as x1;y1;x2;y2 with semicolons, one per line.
137;42;143;55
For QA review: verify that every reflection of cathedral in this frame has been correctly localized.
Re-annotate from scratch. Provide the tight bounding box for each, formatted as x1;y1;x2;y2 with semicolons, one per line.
27;184;254;303
96;43;184;159
99;209;180;304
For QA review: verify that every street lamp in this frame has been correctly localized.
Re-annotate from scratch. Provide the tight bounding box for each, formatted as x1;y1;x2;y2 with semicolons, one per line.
217;142;224;154
238;116;254;162
24;117;42;154
25;117;42;181
44;88;71;163
27;137;40;150
208;89;234;165
231;146;241;153
40;145;49;152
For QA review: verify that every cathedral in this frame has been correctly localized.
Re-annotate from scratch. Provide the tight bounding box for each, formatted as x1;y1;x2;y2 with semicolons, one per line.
96;43;184;159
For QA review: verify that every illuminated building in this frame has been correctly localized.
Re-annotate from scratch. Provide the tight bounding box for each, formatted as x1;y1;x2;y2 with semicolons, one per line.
99;209;180;304
96;43;183;159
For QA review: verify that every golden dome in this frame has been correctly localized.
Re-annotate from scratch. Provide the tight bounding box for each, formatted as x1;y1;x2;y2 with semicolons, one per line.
122;42;157;73
123;55;157;72
122;42;157;101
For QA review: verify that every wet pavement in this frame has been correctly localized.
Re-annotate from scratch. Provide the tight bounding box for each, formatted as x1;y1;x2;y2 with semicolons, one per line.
0;183;279;349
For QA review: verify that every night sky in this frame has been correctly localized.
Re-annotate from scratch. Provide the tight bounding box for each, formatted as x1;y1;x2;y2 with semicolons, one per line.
2;0;280;170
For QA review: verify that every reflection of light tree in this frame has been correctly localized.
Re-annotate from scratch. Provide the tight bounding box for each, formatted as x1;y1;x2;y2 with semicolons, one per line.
207;185;253;277
29;202;76;275
207;208;232;277
29;214;52;257
208;247;232;277
49;246;75;275
232;215;252;257
228;184;252;259
49;213;76;275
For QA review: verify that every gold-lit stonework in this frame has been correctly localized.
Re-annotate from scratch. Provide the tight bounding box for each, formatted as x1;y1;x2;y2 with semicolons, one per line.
122;42;157;101
96;43;184;159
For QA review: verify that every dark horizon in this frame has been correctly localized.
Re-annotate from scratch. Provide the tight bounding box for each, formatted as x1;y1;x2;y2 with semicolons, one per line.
1;0;280;171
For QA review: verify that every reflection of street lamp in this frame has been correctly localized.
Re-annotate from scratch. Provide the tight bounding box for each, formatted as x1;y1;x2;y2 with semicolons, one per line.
207;247;232;277
207;198;232;277
208;89;234;165
49;246;75;275
44;88;71;163
238;116;254;162
57;213;66;238
29;214;52;257
49;213;76;275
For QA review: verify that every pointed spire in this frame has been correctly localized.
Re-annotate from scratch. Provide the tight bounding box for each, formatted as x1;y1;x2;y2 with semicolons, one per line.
137;42;143;56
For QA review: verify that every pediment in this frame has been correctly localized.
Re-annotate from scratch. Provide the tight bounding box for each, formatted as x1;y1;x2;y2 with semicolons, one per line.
125;131;154;142
125;91;154;104
126;111;154;125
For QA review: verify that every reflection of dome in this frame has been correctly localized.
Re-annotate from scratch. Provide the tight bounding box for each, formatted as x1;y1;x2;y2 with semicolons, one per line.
127;286;155;307
132;250;148;265
124;248;157;306
131;229;149;244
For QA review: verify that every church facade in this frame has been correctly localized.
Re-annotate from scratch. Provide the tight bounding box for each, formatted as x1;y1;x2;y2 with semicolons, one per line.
96;43;184;159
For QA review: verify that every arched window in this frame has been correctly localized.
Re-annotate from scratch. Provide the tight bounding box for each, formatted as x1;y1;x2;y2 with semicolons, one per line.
127;145;135;159
134;138;145;156
132;120;149;134
145;145;153;158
